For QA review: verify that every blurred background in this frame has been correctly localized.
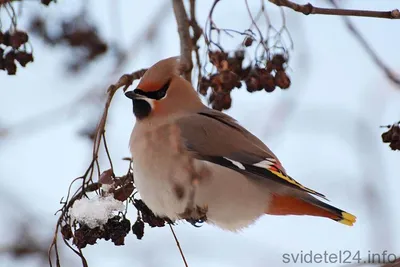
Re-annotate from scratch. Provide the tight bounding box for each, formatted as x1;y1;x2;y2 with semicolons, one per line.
0;0;400;266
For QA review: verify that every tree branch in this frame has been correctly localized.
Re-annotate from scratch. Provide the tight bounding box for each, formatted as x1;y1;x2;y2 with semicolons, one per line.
329;0;400;87
172;0;193;82
268;0;400;19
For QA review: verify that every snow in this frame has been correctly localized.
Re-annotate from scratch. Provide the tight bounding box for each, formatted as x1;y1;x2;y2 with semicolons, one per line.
70;195;125;228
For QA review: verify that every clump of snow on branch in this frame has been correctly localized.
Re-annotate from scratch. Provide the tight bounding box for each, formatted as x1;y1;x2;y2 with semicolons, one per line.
70;195;125;228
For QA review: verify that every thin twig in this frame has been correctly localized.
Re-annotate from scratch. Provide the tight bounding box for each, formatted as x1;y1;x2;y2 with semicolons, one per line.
168;224;189;267
102;132;114;171
172;0;193;82
268;0;400;19
245;0;269;53
328;0;400;87
189;0;203;89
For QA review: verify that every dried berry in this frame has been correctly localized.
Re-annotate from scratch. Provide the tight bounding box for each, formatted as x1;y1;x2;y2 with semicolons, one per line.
222;94;232;110
244;37;254;47
61;224;73;240
245;71;262;92
209;51;228;70
381;124;400;151
15;52;34;67
133;199;168;227
210;92;224;111
275;71;291;89
258;69;276;92
227;56;243;75
99;169;114;185
10;31;29;49
271;54;286;71
209;92;231;111
382;131;392;143
1;31;11;46
220;70;240;91
266;61;274;73
113;183;134;202
199;77;211;96
4;51;17;75
132;218;145;240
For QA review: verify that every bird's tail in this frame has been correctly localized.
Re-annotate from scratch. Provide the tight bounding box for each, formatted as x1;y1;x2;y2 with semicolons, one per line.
266;194;356;226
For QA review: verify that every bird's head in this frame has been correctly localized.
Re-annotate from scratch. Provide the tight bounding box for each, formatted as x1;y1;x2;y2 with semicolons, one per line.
125;57;203;120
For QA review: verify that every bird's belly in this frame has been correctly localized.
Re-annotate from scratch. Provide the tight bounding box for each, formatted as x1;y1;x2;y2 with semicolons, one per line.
132;160;189;220
194;161;272;231
133;155;272;231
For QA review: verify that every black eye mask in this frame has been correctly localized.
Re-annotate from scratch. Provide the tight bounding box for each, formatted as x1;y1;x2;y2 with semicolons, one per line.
134;80;170;100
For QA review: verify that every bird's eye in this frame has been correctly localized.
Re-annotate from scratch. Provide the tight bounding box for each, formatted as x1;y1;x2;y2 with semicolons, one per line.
155;81;169;99
157;88;166;99
133;80;170;100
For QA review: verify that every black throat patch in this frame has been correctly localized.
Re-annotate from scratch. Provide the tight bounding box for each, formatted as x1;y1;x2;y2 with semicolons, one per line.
132;99;151;120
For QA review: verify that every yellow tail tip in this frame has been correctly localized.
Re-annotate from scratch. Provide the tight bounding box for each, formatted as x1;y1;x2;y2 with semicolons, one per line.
338;212;357;226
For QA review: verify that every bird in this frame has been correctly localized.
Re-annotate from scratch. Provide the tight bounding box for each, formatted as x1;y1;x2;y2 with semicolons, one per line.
125;56;356;231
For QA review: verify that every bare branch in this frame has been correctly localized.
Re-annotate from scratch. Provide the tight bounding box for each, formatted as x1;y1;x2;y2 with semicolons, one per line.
169;224;189;267
329;0;400;87
189;0;203;89
268;0;400;19
172;0;193;82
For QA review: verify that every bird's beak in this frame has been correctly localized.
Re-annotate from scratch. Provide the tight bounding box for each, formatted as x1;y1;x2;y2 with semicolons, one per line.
125;90;143;100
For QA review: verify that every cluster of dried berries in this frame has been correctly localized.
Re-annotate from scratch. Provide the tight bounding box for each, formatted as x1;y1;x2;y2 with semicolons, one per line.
199;50;291;111
131;199;173;240
61;199;171;248
62;215;131;248
0;30;34;75
133;199;171;227
29;14;108;72
245;54;291;93
98;169;135;202
381;123;400;151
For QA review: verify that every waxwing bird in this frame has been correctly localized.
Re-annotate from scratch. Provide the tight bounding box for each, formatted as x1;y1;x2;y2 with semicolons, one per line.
126;56;356;231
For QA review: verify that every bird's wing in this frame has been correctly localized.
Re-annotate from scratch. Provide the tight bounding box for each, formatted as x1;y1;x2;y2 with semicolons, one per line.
175;108;327;200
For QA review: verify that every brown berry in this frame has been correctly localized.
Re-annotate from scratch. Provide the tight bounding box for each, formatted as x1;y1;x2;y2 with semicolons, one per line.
266;61;274;72
222;94;232;110
245;75;261;92
199;77;211;96
4;51;17;75
209;51;228;69
61;224;73;240
275;71;291;89
381;131;392;143
271;54;286;70
132;218;145;240
10;31;29;49
244;37;254;47
113;183;135;202
258;69;275;92
210;92;225;111
15;51;34;67
2;31;11;46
